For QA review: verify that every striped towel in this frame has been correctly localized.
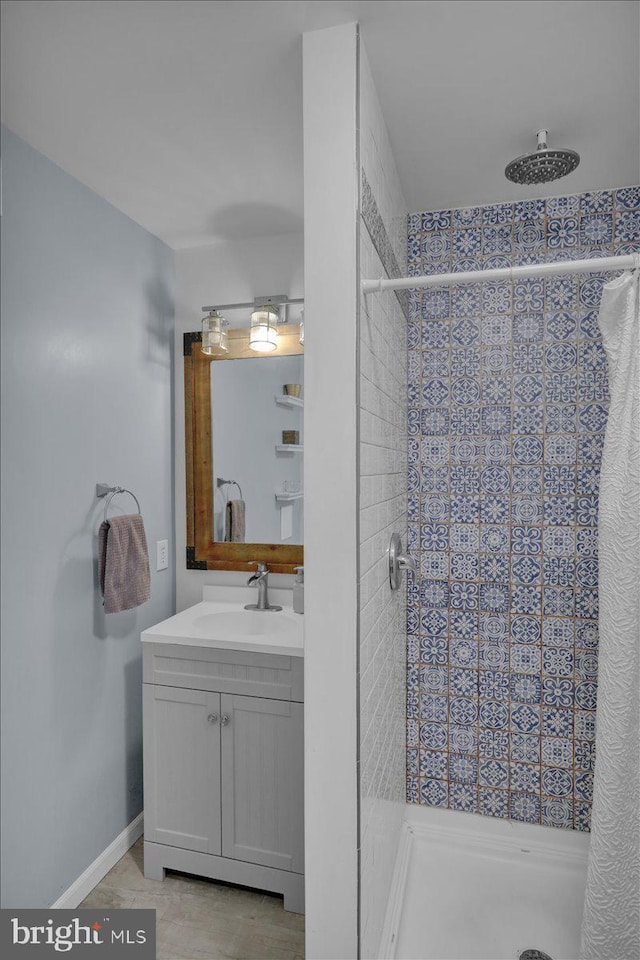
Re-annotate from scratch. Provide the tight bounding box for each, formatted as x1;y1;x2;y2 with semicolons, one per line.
98;514;151;614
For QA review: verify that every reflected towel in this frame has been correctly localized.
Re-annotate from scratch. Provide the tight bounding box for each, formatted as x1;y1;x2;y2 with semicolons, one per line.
98;514;151;614
224;500;246;543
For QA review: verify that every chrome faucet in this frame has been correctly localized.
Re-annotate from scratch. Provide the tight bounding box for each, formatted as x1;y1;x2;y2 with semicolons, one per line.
244;562;282;612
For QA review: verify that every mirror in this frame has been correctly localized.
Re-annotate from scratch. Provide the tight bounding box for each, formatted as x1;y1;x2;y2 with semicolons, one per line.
184;324;304;573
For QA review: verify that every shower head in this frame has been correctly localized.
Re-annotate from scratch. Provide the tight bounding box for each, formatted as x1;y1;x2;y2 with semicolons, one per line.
505;129;580;185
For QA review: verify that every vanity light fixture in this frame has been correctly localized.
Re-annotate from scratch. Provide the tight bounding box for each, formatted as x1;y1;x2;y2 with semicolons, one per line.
299;309;304;345
201;310;228;355
249;303;279;353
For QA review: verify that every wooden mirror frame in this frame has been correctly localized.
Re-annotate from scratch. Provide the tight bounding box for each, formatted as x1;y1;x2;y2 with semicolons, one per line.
184;326;304;573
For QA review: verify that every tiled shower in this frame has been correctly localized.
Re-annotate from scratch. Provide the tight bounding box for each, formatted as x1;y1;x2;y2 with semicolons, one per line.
405;187;640;830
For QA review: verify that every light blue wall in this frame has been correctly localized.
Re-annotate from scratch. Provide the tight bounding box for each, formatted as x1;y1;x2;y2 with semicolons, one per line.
0;127;175;907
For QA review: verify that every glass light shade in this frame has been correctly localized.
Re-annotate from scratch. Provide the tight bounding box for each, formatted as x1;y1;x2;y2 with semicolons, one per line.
201;311;228;355
299;309;304;345
249;305;279;352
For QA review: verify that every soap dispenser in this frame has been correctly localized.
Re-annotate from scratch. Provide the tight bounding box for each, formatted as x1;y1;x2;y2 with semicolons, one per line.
293;566;304;614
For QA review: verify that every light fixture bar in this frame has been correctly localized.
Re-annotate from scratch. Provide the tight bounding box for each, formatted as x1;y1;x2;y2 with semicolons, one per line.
201;297;304;313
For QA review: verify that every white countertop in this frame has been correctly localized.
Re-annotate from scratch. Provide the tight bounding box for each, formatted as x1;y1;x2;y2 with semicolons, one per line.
141;584;304;658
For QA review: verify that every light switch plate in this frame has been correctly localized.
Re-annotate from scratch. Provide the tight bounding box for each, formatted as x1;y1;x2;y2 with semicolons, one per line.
156;539;169;571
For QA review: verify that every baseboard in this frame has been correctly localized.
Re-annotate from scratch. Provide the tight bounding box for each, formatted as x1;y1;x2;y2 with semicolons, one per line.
377;821;413;960
51;812;144;909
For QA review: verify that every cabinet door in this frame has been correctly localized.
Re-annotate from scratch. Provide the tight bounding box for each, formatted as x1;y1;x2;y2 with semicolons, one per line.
221;694;304;874
143;685;221;855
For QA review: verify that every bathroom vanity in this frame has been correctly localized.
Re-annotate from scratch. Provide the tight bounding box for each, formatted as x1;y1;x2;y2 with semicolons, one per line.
141;585;304;913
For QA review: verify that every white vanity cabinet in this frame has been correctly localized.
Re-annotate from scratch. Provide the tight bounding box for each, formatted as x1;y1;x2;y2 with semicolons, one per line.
142;639;304;913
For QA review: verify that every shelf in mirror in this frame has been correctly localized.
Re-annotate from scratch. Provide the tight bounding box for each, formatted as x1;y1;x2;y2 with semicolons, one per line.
275;395;304;409
275;492;304;503
275;444;303;454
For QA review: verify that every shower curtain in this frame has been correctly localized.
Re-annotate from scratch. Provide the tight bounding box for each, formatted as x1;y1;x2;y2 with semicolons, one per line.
581;268;640;960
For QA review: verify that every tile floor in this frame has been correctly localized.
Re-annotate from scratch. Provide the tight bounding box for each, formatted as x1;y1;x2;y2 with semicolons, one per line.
80;839;305;960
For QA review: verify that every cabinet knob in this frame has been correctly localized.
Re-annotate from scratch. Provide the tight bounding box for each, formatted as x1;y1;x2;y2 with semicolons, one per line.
207;714;218;724
221;714;230;726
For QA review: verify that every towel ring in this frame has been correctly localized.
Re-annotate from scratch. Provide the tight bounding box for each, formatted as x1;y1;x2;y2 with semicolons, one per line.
96;484;141;524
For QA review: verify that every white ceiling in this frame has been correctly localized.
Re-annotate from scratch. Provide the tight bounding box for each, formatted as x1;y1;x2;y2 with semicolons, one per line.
2;1;639;249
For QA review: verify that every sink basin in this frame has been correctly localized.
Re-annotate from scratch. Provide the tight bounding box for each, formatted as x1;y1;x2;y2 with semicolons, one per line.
141;588;303;657
193;610;300;640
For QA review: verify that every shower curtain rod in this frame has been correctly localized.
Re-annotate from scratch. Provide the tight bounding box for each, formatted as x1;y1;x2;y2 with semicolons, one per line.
361;253;639;294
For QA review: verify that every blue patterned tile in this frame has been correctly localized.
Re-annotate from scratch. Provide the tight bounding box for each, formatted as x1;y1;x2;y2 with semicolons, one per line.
510;615;541;644
482;315;510;344
543;556;575;586
513;313;543;342
575;649;598;681
453;207;482;227
420;749;448;779
542;677;575;707
482;345;511;375
509;793;541;824
574;801;592;832
451;436;483;464
541;736;572;768
513;436;544;465
480;554;509;582
419;609;448;639
543;707;573;738
511;556;542;584
479;729;509;759
510;674;541;704
512;466;542;494
420;778;448;806
576;621;598;648
546;341;578;372
510;703;540;733
451;466;480;494
479;787;509;818
542;767;573;799
511;645;541;674
449;754;478;784
450;783;478;812
422;210;451;231
451;407;481;435
479;643;509;672
545;435;577;465
453;227;482;256
543;495;575;525
450;581;479;610
479;699;509;730
479;670;509;700
451;377;481;406
480;525;510;554
479;758;509;788
513;343;544;374
575;587;598;620
450;553;479;581
449;696;479;726
449;725;478;754
420;580;449;608
511;762;540;793
421;695;450;723
615;209;640;242
420;722;447;750
421;666;449;696
510;733;540;764
575;680;598;711
581;191;613;213
479;496;509;524
482;376;510;403
450;638;479;669
575;740;596;771
450;495;479;523
420;636;448;666
483;437;511;464
543;586;574;617
482;280;512;312
450;611;478;639
576;527;598;558
575;710;596;742
513;406;543;435
478;612;508;641
580;214;613;246
543;647;574;677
